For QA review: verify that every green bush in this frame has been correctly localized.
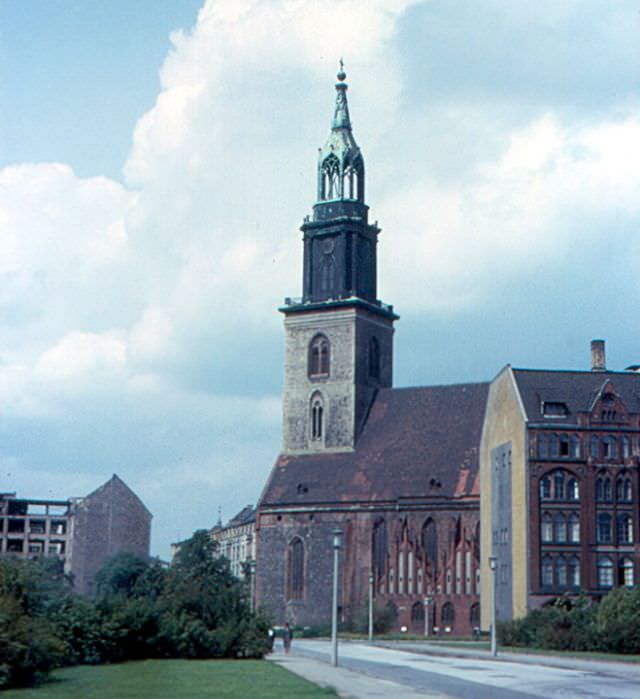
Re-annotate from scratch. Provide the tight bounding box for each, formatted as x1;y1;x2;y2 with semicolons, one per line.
596;587;640;654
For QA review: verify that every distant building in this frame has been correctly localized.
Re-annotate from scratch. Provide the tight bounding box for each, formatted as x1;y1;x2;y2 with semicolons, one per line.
480;341;640;627
209;505;256;579
0;474;152;596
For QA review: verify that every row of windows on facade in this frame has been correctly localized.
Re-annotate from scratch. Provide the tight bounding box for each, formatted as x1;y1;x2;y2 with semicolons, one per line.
286;534;480;602
541;555;634;589
539;470;633;503
540;511;633;545
308;334;380;380
537;433;633;460
409;600;481;630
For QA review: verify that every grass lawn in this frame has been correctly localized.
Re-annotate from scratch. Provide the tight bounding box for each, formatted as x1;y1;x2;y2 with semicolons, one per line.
1;659;339;699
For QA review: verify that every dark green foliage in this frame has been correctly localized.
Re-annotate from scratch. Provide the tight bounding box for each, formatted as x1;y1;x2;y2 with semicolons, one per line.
0;532;271;688
595;587;640;653
348;600;399;634
498;592;640;654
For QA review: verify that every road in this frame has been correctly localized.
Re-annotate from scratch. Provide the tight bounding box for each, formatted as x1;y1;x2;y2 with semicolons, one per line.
291;639;640;699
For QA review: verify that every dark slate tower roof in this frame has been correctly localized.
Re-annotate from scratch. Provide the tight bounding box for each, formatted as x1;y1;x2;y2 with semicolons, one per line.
260;382;489;507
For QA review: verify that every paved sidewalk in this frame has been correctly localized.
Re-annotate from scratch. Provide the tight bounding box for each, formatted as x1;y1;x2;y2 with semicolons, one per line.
269;652;447;699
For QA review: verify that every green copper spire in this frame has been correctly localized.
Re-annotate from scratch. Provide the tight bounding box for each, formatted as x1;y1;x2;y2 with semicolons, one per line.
316;62;364;204
332;59;351;130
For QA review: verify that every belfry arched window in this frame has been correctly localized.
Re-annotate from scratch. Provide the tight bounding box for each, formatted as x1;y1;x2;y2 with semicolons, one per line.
320;257;336;294
321;154;340;200
310;392;324;441
287;537;305;600
308;335;330;378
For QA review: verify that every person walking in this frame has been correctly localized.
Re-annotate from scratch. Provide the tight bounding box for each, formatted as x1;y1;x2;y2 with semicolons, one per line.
282;622;293;655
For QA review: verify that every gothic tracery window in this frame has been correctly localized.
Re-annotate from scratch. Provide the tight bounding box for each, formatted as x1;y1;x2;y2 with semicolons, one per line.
310;393;324;441
422;518;438;573
372;518;387;590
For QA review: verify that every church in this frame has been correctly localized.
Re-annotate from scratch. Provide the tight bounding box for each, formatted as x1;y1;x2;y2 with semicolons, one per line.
255;69;487;635
255;70;640;635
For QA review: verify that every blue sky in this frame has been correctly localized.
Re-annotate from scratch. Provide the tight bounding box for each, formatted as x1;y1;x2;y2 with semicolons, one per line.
1;0;639;557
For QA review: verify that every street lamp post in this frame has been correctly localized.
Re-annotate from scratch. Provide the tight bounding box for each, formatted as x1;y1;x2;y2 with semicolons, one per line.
368;573;374;642
331;528;342;667
423;596;432;637
489;555;498;657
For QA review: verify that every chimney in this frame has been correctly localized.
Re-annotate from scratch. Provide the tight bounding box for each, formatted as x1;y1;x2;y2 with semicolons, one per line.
591;339;606;372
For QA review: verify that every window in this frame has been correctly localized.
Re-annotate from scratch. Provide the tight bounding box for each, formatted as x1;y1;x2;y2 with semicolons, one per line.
538;433;548;458
308;335;330;378
570;435;580;458
372;519;387;587
441;602;455;628
411;601;425;624
617;476;632;503
422;519;438;573
310;393;324;440
554;472;565;500
321;154;340;199
622;435;630;459
616;514;633;544
604;478;612;502
540;477;551;499
368;337;380;380
554;513;567;543
624;479;632;502
559;435;570;457
567;556;580;587
603;436;617;459
568;513;580;543
597;475;612;502
542;556;554;587
543;401;568;417
597;557;613;588
287;538;305;600
541;513;553;543
549;434;559;458
556;556;567;587
590;435;599;458
567;479;579;501
597;513;612;543
320;257;336;293
620;558;634;587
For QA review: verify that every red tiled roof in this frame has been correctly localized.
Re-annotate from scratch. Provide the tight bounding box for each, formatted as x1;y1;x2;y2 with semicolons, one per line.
260;382;488;507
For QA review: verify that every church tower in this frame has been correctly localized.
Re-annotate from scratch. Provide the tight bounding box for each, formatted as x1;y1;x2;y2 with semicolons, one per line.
280;67;398;454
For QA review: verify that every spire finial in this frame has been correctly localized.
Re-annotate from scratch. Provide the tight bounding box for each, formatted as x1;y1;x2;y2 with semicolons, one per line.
337;58;346;83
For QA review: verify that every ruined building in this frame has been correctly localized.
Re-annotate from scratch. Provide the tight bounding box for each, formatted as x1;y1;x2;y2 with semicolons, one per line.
256;70;487;634
0;474;151;596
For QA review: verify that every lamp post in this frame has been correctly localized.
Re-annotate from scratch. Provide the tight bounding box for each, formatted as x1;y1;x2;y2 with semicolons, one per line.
423;596;432;637
331;528;342;667
489;555;498;657
368;573;374;642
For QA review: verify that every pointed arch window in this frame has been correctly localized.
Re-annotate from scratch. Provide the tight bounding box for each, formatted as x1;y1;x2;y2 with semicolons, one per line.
549;433;559;458
441;602;455;628
554;513;566;543
287;537;305;601
411;600;425;625
320;257;336;294
622;435;630;459
590;435;599;458
540;476;551;500
559;434;570;457
567;478;579;501
602;435;617;459
616;476;632;503
310;393;324;441
308;335;330;378
553;472;565;500
372;518;387;591
321;154;340;200
570;435;580;458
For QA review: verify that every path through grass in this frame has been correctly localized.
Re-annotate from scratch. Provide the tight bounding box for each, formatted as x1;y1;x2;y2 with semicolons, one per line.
2;659;339;698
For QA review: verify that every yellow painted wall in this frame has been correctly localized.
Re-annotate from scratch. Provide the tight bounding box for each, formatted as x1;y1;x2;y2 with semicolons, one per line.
479;366;528;628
